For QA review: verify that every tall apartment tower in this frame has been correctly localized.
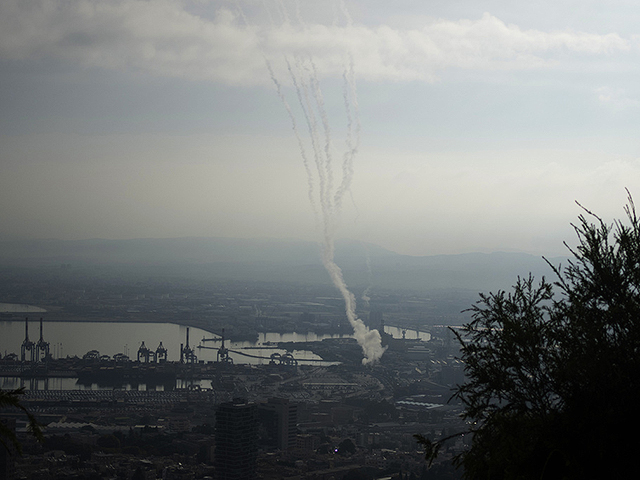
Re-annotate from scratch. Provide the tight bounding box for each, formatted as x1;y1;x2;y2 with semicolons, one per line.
258;397;298;450
214;399;258;480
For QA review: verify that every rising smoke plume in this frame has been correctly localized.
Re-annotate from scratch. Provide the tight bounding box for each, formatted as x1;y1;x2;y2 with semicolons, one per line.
256;0;386;364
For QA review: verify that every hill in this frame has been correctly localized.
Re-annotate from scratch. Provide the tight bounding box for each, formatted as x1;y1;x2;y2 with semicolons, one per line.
0;237;564;293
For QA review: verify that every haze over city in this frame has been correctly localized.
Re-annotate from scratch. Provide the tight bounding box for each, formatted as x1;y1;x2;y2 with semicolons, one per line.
2;0;640;256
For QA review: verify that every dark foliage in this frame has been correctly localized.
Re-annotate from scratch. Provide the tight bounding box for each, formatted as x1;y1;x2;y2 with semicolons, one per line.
337;438;356;456
44;434;93;461
97;434;121;450
0;388;43;455
342;467;375;480
417;193;640;479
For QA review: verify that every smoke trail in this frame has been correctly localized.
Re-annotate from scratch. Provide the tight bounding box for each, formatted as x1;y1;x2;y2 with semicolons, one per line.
266;60;318;215
334;54;358;213
337;0;354;27
290;0;306;30
273;0;291;26
260;0;277;26
309;58;335;214
321;243;385;364
262;1;386;364
287;56;328;222
235;2;317;215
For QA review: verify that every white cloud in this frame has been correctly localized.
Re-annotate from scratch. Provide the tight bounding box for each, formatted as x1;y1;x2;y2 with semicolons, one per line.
0;1;267;84
0;1;634;85
595;86;640;110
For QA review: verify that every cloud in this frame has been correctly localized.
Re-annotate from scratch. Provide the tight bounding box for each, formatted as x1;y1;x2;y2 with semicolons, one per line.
0;1;633;85
595;86;640;110
0;0;266;84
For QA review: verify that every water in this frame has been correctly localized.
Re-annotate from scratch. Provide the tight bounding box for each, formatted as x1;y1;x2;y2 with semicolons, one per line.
384;326;431;341
0;320;349;363
0;319;208;362
0;306;429;390
0;319;427;362
0;319;348;391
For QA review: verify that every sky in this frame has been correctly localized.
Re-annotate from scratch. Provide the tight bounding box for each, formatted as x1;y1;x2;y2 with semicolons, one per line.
1;0;640;257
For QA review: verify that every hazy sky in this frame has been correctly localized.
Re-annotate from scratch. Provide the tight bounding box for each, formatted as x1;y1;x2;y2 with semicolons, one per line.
2;0;640;256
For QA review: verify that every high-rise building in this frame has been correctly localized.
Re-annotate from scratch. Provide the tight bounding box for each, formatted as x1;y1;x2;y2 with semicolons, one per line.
214;399;258;480
258;397;298;451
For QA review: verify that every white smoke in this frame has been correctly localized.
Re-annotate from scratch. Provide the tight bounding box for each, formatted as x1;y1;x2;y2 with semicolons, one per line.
259;0;386;365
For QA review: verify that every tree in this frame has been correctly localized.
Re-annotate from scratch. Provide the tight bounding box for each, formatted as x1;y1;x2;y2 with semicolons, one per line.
0;388;43;454
337;438;356;456
417;193;640;479
132;466;146;480
342;469;371;480
97;434;121;450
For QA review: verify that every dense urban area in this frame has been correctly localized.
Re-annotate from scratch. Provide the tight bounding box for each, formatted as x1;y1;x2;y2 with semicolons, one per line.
1;266;474;480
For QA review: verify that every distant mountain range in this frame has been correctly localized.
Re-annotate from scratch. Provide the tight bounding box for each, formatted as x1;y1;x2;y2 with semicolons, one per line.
0;237;567;293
